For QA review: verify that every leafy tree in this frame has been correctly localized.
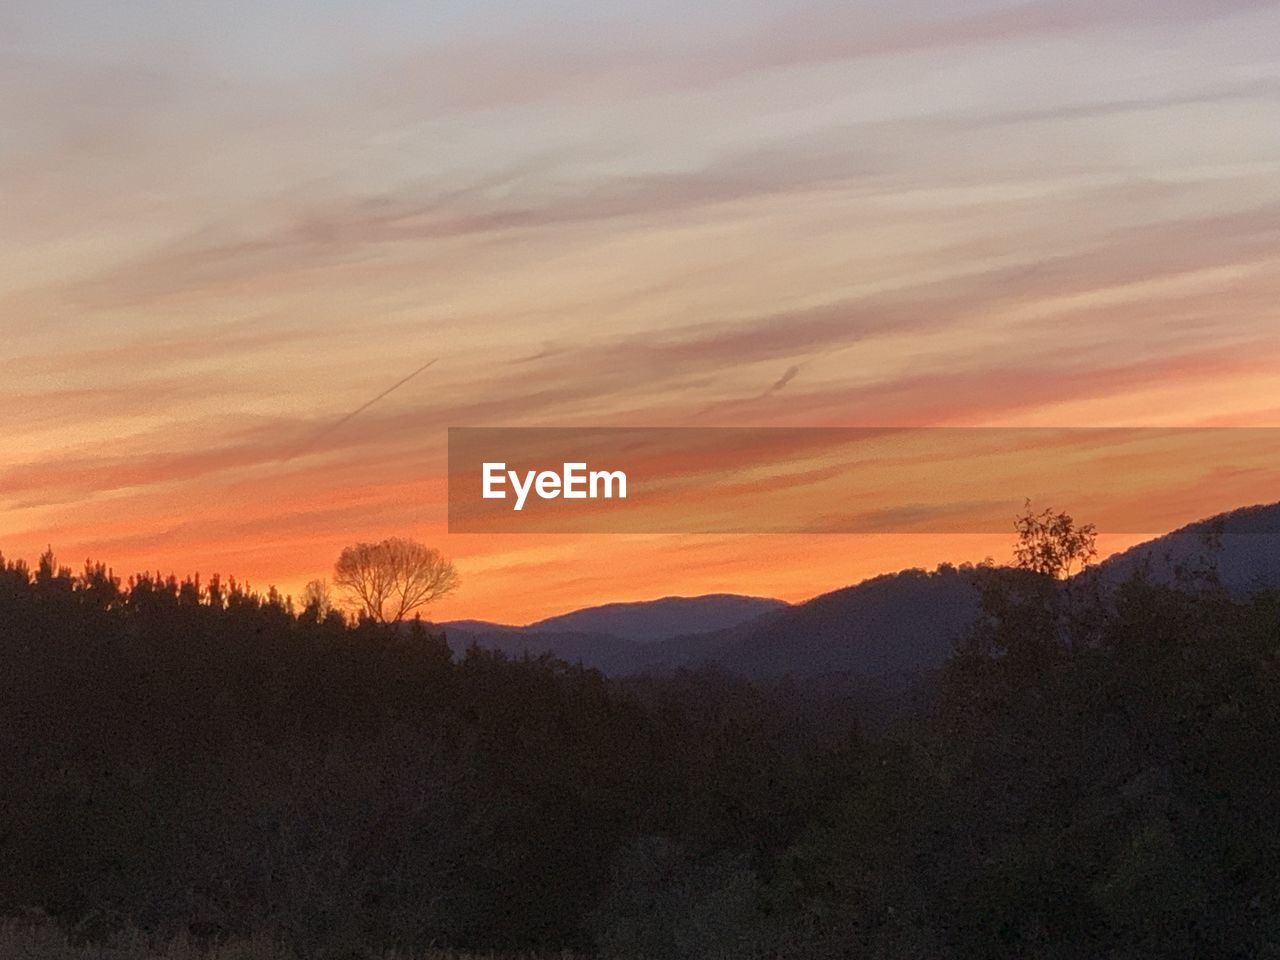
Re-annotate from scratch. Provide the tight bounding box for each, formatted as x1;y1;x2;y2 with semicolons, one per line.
333;537;460;623
1013;499;1097;578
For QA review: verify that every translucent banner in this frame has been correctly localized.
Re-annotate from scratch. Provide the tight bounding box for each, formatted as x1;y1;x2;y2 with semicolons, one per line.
447;427;1280;534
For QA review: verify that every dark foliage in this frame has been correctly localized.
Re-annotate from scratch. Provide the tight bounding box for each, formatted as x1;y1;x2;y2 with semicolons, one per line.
2;547;1279;958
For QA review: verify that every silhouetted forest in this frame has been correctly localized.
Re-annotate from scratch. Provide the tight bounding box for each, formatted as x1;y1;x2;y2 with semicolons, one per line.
2;547;1279;959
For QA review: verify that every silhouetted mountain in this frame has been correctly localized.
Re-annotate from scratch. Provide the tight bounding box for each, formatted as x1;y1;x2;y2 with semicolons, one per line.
643;504;1280;680
440;504;1280;682
527;593;787;643
638;566;983;680
436;594;786;671
1097;501;1280;594
436;618;520;635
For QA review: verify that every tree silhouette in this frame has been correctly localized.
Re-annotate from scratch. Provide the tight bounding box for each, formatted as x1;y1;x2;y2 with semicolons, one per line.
2;535;1279;958
301;578;335;619
1013;500;1097;578
333;537;460;623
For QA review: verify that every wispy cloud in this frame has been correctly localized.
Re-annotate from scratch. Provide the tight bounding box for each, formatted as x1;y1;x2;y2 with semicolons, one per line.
4;0;1279;619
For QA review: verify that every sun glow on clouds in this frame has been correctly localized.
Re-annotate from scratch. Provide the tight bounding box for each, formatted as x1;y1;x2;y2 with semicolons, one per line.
2;0;1279;622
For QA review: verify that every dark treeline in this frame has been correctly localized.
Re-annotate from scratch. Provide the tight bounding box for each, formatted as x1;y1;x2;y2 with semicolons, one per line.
2;549;1279;959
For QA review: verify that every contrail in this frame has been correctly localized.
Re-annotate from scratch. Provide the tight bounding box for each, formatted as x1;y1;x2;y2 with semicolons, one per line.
762;364;800;397
285;357;438;461
689;362;806;420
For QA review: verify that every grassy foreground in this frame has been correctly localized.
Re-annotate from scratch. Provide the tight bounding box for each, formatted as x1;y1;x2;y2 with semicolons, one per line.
0;921;578;960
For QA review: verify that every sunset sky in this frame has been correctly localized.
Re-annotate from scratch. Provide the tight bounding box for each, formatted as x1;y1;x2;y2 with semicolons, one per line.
3;0;1279;622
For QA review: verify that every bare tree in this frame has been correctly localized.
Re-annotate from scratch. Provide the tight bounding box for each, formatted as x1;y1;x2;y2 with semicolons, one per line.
1013;500;1097;578
333;538;460;623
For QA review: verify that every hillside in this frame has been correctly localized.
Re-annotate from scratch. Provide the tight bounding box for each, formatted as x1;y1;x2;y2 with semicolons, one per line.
638;565;983;680
437;593;786;670
1097;501;1280;594
439;504;1280;682
527;593;787;642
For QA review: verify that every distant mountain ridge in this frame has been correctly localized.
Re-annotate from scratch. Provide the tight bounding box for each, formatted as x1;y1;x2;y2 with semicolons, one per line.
641;566;983;680
436;593;787;672
442;594;786;643
439;502;1280;681
527;593;787;642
